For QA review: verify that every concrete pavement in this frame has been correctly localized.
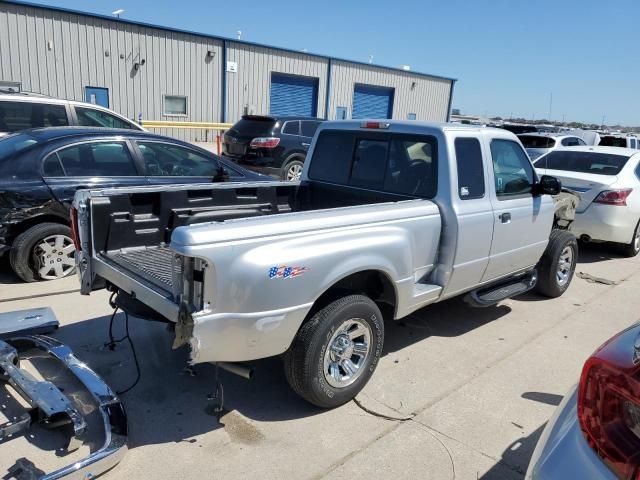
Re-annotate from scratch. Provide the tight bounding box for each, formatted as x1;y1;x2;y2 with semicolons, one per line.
0;243;638;479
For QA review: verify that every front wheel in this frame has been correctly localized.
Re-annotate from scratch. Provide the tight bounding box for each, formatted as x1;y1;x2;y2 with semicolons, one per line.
535;229;578;298
283;294;384;408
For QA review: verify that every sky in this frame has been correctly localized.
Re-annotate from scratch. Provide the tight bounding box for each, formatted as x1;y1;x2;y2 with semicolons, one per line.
33;0;640;126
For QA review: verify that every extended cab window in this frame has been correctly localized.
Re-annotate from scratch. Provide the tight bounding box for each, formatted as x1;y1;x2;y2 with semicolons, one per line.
309;130;437;198
490;139;534;198
455;137;485;199
137;142;220;176
53;141;137;176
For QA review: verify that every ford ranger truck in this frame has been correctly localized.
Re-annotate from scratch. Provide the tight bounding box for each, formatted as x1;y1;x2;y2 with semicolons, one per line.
72;121;578;408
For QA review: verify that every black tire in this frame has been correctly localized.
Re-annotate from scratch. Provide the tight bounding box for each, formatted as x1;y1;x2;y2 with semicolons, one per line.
535;229;578;298
9;222;75;282
283;294;384;408
619;220;640;258
281;158;304;181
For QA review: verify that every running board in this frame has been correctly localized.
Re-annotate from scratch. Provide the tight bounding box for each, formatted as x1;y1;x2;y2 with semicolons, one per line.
465;270;537;307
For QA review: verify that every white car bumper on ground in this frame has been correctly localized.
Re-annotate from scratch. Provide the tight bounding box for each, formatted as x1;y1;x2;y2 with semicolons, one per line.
571;203;637;244
526;385;615;480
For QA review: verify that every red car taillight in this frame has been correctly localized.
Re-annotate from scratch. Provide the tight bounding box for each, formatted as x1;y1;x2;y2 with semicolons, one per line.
249;137;280;149
593;189;633;206
578;324;640;479
70;207;81;251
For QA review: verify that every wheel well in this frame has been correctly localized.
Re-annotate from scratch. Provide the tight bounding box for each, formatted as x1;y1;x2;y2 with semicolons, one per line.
283;153;305;167
8;215;69;243
310;270;397;319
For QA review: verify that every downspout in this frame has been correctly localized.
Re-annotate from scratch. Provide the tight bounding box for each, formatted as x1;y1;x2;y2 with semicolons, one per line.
221;39;227;123
446;79;456;122
324;58;332;120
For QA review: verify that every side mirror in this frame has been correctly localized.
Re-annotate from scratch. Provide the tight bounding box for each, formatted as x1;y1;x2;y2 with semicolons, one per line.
534;175;562;196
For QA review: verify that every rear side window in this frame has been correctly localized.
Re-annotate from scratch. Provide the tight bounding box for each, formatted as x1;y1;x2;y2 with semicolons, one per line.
54;141;137;176
519;135;555;149
0;101;69;132
282;121;300;135
540;150;630;175
561;137;583;146
455;138;485;199
75;107;135;129
309;130;437;198
301;121;321;138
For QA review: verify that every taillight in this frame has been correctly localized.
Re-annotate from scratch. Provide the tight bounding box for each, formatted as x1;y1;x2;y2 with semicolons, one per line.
593;189;633;206
249;137;280;148
360;121;390;129
70;207;81;251
578;324;640;479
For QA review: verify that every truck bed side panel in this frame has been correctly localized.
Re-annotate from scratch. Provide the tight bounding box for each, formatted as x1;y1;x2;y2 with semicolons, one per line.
179;201;441;363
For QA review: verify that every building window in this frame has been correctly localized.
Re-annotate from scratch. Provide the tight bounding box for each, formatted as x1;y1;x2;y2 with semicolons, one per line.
164;95;188;116
407;113;417;120
336;106;348;120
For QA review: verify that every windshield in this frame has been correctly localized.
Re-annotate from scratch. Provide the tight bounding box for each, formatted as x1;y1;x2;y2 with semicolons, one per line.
519;135;556;149
0;132;39;162
599;136;628;147
535;150;630;175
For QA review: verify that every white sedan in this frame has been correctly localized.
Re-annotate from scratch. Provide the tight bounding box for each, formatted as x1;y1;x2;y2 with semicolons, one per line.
534;146;640;256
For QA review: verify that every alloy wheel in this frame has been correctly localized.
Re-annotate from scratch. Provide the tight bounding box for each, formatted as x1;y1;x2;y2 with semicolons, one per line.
323;318;372;388
286;163;303;181
556;245;574;286
34;234;76;280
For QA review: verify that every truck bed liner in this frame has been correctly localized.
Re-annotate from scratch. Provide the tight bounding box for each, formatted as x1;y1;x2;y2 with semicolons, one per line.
103;246;175;292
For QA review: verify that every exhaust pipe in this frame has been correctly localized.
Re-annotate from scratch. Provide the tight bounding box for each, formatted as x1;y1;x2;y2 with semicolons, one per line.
217;362;254;380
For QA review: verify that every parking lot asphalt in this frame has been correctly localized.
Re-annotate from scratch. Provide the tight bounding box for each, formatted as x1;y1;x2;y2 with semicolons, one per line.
0;243;638;479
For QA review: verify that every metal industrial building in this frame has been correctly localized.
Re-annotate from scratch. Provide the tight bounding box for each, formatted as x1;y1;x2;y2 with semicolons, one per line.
0;1;456;141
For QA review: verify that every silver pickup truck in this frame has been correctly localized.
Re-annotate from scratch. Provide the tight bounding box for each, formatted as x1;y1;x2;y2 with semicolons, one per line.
73;121;578;408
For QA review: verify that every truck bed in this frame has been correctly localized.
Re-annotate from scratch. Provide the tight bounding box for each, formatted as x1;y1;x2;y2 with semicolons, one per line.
81;180;426;320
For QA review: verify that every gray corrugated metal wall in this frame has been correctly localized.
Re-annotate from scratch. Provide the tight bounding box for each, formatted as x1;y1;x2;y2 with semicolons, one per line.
0;3;223;141
329;61;452;122
0;2;454;142
226;42;328;122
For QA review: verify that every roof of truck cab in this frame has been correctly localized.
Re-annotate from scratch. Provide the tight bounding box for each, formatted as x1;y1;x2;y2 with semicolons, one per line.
318;120;510;136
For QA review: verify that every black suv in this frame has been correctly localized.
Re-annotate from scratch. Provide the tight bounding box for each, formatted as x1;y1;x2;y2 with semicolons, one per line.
223;115;323;180
0;127;264;282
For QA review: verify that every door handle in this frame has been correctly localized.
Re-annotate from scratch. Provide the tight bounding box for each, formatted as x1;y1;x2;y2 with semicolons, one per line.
301;142;310;147
499;212;511;223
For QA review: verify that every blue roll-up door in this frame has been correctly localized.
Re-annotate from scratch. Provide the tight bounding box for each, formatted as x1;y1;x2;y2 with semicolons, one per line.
352;84;394;119
270;73;319;117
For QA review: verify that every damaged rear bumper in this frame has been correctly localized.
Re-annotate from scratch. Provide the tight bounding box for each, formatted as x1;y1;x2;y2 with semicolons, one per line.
0;309;127;479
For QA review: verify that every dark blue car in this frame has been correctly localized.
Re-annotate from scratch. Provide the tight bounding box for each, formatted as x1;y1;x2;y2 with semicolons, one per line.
0;127;266;282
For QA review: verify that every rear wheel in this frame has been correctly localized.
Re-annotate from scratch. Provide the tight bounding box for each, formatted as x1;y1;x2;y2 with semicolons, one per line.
619;220;640;258
9;223;76;282
535;229;578;298
283;294;384;408
282;159;304;181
